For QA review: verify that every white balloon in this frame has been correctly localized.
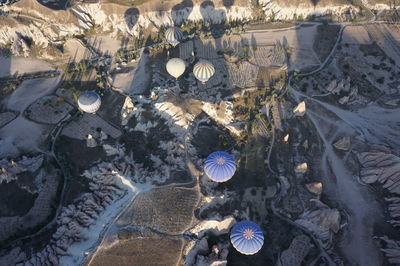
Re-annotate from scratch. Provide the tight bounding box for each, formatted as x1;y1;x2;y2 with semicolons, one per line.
78;91;101;113
166;58;186;79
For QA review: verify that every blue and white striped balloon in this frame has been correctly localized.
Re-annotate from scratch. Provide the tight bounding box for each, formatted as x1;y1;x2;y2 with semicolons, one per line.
204;151;236;182
193;60;215;83
165;27;183;47
230;221;264;255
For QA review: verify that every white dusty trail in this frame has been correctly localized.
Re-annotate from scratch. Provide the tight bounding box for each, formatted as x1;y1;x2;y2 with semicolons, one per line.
318;129;382;266
294;83;400;147
292;89;385;265
309;99;400;147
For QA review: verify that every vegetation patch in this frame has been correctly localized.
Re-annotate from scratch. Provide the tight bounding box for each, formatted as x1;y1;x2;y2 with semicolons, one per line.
313;24;341;62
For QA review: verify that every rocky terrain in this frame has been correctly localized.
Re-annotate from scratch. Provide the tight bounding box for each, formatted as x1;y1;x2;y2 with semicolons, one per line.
0;0;396;61
0;0;399;265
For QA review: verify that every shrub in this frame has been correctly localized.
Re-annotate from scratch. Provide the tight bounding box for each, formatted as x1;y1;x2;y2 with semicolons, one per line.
376;77;385;84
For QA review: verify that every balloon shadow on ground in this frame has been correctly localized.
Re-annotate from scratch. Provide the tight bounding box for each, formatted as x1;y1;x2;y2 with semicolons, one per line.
200;0;227;39
35;0;69;10
172;0;194;26
310;0;320;7
124;8;140;31
222;0;234;9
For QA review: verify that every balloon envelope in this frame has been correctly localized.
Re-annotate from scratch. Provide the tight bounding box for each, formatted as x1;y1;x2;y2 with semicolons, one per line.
166;58;186;79
204;151;236;182
230;221;264;255
193;60;215;83
78;91;101;113
165;27;183;46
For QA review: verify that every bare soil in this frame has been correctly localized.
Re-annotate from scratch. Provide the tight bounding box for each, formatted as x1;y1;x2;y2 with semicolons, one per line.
89;229;185;266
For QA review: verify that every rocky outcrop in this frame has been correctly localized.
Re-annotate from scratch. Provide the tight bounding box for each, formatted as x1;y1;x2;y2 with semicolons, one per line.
10;35;31;57
120;96;136;126
1;0;385;58
72;3;253;37
184;219;231;266
357;149;400;228
260;0;364;21
325;78;359;105
0;162;60;244
295;200;340;244
184;238;210;266
155;99;196;131
357;150;400;191
326;77;351;95
102;143;125;157
202;101;240;136
363;2;391;10
0;155;43;184
0;21;53;48
333;136;350;151
380;236;400;265
277;235;311;266
294;162;308;174
305;182;323;196
0;0;19;6
0;1;253;57
14;161;128;266
284;134;289;142
293;101;306;117
190;216;236;239
195;244;229;266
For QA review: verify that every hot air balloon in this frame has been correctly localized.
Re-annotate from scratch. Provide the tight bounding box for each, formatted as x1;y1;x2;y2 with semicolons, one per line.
230;221;264;255
204;151;236;182
193;60;215;83
77;91;101;114
166;58;186;79
165;27;183;47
